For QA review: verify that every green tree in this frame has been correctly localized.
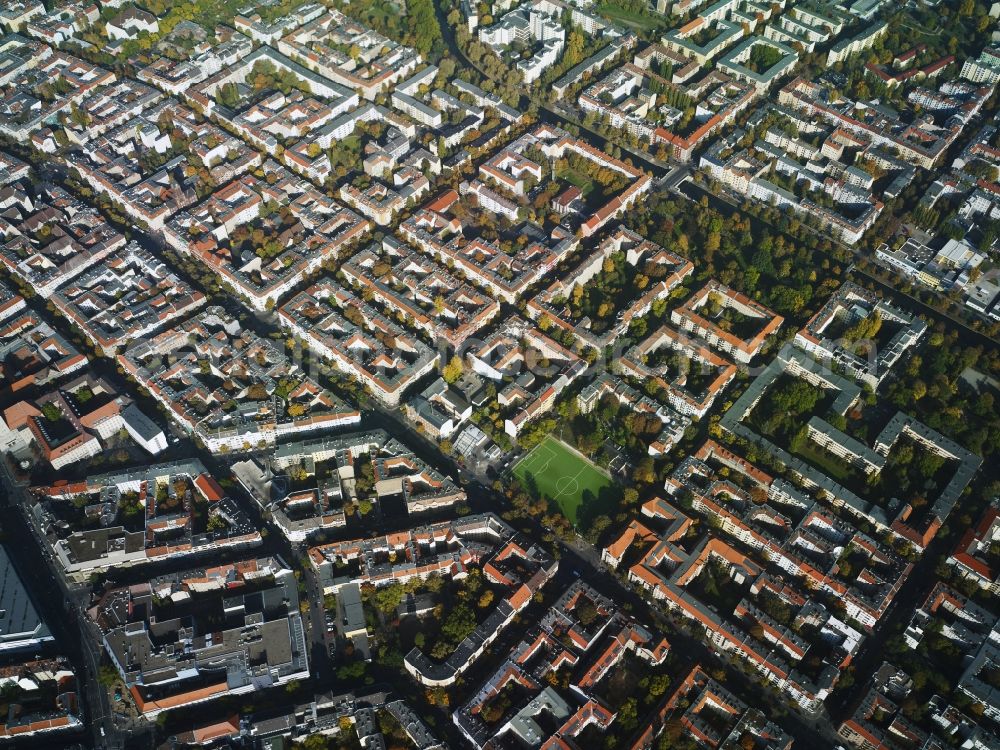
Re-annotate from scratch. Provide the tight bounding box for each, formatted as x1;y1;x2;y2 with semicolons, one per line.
336;660;367;680
373;582;404;614
440;603;477;646
97;664;119;687
632;456;656;484
407;0;442;56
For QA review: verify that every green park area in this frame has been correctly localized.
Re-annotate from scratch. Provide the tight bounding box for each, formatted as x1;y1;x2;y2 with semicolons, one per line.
596;3;670;33
513;436;616;525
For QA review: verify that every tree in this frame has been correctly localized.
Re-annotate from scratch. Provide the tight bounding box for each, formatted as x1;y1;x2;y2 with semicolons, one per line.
207;514;228;533
440;603;477;646
217;82;240;109
247;383;269;400
97;664;119;687
618;697;639;731
373;582;404;614
576;600;599;626
584;514;612;543
336;660;367;680
438;58;456;82
648;673;670;698
407;0;442;56
40;402;62;422
564;28;585;67
633;456;656;484
295;734;330;750
442;355;464;384
577;430;603;456
843;312;883;343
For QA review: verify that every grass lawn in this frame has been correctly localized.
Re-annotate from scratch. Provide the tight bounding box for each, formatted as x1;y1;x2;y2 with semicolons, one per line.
557;167;595;196
596;3;668;32
513;436;614;525
791;437;866;489
341;134;361;152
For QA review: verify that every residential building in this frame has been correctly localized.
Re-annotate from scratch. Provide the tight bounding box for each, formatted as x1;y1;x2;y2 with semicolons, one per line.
826;21;888;66
0;657;82;740
717;37;798;93
671;280;784;363
52;242;205;352
636;664;793;750
617;325;738;418
793;282;926;388
721;347;982;551
32;459;261;578
278;9;421;100
468;319;588;438
271;430;466;522
4;375;166;469
105;7;158;40
528;226;693;350
341;236;500;347
0;184;126;297
0;311;87;392
309;513;515;594
90;557;308;717
405;532;558;686
163;164;370;311
962;46;1000;84
118;307;360;453
949;502;1000;595
455;581;667;748
278;281;438;407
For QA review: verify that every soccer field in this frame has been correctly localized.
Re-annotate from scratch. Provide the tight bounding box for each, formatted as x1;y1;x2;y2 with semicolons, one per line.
512;436;614;525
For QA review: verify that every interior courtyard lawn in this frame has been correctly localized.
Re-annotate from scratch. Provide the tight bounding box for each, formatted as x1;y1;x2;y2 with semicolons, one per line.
513;436;617;526
556;166;595;196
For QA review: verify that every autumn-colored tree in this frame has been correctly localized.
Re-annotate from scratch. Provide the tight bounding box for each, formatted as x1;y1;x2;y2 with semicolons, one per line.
442;355;464;383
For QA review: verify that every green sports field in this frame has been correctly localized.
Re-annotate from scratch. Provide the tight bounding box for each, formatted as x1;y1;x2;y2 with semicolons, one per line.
512;436;615;525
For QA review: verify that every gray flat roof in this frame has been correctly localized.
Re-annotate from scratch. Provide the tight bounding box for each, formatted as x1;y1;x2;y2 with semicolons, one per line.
0;546;52;649
340;582;366;634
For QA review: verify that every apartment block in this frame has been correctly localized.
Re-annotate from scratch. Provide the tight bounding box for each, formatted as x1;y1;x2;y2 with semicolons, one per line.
32;459;261;578
341;236;500;347
53;242;205;352
671;280;784;363
90;557;308;716
118;307;360;452
278;281;439;407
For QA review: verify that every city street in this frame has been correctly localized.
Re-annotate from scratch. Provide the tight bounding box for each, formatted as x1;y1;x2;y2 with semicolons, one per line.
0;6;996;748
